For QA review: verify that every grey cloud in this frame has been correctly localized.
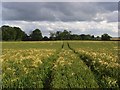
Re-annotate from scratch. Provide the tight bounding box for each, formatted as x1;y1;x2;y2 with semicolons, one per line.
2;2;118;22
2;0;120;2
96;2;118;12
0;2;2;22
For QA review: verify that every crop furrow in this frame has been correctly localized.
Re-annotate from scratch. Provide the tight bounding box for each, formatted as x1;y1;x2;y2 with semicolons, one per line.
43;44;64;89
51;48;98;88
67;42;119;88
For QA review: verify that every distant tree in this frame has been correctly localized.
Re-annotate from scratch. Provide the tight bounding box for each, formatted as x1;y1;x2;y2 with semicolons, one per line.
30;29;43;41
59;30;71;40
96;36;100;38
70;34;81;40
1;25;27;41
85;34;92;40
96;36;101;40
2;26;14;41
79;34;95;40
42;36;49;41
13;27;27;41
2;25;113;41
22;36;31;41
49;30;98;40
91;35;95;40
101;33;111;40
80;34;86;40
49;31;56;40
55;31;62;40
49;30;72;40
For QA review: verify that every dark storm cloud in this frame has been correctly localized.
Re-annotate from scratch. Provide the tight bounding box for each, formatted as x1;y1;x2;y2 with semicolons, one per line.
2;2;118;22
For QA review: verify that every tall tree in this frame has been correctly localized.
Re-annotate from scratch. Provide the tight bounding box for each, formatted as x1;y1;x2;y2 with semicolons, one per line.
101;33;111;40
59;30;71;40
13;27;27;41
30;29;43;41
49;31;56;40
1;25;27;41
2;25;16;41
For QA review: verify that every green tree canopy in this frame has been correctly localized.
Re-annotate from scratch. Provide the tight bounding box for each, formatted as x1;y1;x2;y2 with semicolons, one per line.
1;25;27;41
30;29;43;41
101;33;111;40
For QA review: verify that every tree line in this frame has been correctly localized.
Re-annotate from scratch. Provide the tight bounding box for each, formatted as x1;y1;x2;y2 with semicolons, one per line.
1;25;112;41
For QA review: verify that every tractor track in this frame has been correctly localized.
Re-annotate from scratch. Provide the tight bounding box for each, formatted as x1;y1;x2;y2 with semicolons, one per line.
43;42;64;89
66;42;102;87
43;42;119;88
67;42;119;88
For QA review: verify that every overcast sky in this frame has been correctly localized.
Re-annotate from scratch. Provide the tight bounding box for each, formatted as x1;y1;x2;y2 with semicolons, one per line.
1;2;119;37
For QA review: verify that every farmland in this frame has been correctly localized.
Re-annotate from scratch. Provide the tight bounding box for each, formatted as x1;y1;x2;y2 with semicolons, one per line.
1;41;120;88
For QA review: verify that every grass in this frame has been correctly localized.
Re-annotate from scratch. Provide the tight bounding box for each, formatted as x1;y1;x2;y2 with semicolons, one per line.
2;41;63;49
1;41;119;88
